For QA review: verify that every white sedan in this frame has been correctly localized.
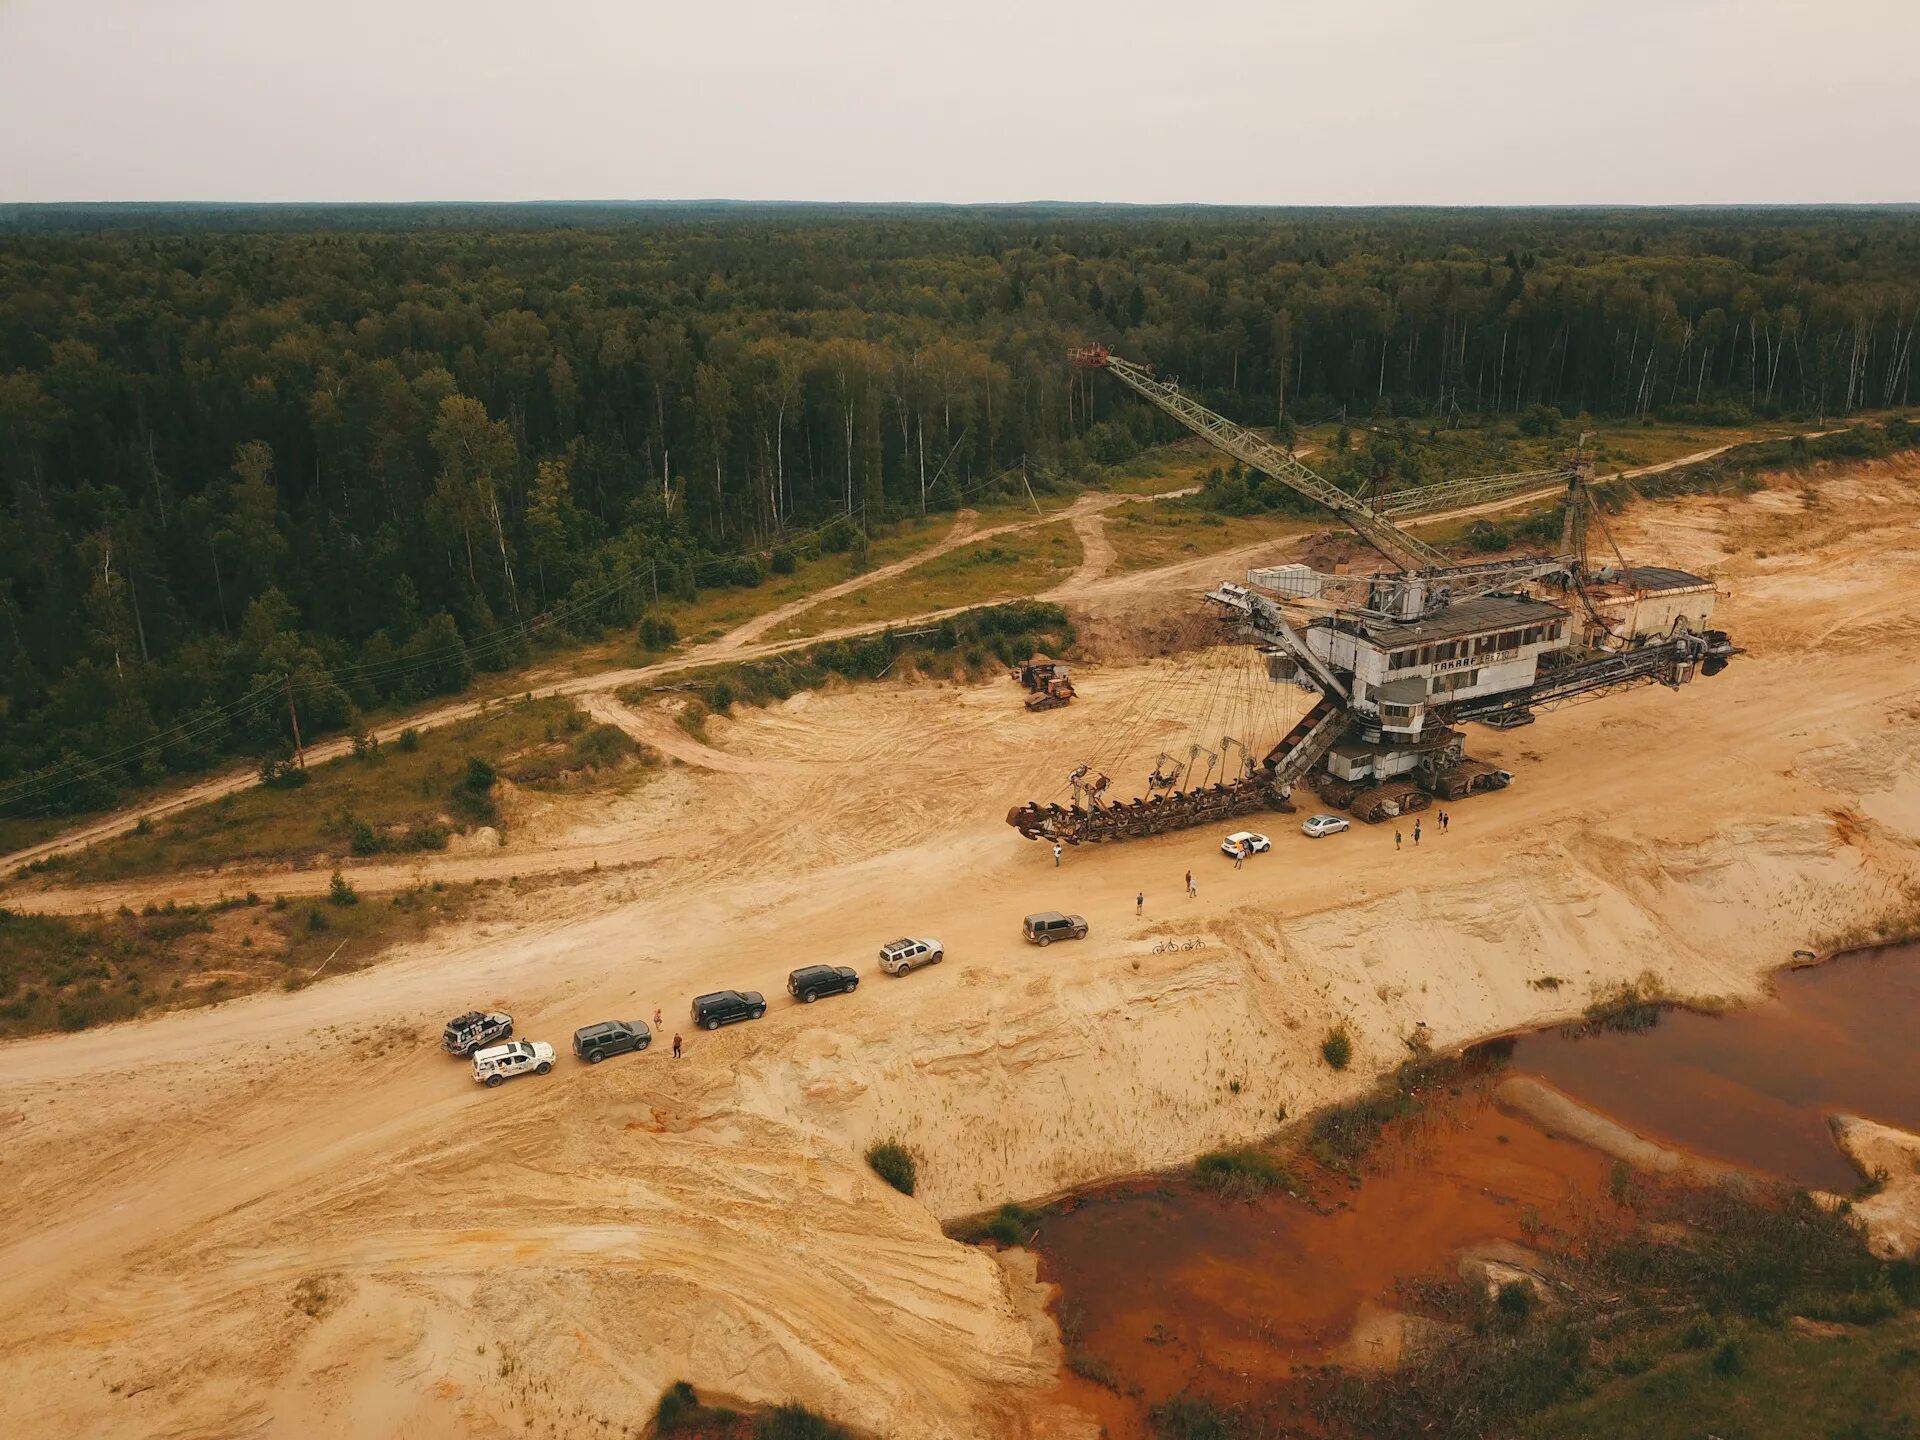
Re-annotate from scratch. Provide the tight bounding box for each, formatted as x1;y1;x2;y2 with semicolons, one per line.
1301;814;1352;838
1221;830;1271;857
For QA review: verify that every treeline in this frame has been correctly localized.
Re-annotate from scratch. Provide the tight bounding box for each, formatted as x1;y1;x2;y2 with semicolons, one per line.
3;206;1918;819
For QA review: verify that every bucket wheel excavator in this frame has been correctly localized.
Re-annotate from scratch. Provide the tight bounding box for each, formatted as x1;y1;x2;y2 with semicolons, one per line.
1005;346;1740;846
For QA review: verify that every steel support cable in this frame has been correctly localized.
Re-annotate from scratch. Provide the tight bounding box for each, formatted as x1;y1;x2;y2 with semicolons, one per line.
1096;614;1214;785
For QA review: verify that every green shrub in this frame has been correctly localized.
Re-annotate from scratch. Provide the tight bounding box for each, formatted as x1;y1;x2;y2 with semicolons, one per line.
638;614;679;650
866;1139;917;1196
655;1380;698;1425
395;727;421;752
1495;1279;1535;1322
1322;1025;1353;1070
347;815;385;856
327;871;358;907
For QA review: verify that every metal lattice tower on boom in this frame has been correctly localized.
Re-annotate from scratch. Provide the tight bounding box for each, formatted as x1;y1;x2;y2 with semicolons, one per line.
1077;346;1452;571
1068;345;1597;621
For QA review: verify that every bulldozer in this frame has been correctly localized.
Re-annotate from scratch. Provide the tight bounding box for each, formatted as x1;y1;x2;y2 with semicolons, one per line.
1013;655;1066;690
1014;654;1075;711
1025;674;1077;711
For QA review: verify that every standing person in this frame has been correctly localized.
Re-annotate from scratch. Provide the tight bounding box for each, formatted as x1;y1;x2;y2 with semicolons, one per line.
1414;819;1422;846
1053;843;1062;868
653;1006;663;1032
1136;891;1145;917
1395;829;1403;851
1442;810;1450;833
1185;869;1195;898
671;1032;683;1060
1233;842;1245;871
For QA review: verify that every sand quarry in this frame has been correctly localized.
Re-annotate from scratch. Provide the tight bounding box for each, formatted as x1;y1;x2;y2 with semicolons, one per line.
4;455;1920;1438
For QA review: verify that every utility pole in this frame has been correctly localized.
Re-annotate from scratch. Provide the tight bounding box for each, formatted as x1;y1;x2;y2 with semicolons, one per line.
1020;460;1041;516
650;558;659;606
284;673;306;770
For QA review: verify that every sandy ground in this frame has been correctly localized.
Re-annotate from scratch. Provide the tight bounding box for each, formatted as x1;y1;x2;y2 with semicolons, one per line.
3;453;1920;1437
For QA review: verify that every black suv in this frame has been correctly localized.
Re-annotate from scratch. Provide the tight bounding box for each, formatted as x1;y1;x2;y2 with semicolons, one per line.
572;1019;651;1064
691;990;767;1030
787;965;859;1003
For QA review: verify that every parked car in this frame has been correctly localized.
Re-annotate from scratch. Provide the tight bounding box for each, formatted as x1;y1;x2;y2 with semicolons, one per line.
1023;911;1088;946
442;1010;513;1057
1300;814;1351;838
572;1020;651;1064
1221;830;1272;857
787;964;859;1002
472;1039;555;1086
692;990;767;1030
879;937;945;975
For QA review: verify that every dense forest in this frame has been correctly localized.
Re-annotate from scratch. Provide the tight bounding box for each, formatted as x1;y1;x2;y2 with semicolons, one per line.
3;204;1918;819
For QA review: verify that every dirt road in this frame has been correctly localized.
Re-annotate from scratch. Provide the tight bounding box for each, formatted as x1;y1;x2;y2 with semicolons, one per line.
0;487;1192;877
3;452;1918;1437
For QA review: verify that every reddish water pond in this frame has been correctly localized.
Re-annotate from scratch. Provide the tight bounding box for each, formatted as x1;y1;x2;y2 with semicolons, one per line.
1033;1096;1614;1437
1506;941;1920;1194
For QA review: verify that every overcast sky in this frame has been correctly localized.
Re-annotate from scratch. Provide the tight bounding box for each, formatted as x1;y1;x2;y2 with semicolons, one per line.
3;0;1916;206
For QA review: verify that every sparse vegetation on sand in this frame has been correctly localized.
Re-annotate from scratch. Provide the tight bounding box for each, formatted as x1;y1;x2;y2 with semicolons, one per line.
1193;1146;1295;1201
948;1202;1041;1247
20;697;653;886
621;600;1075;718
769;523;1083;639
0;881;481;1038
652;1380;855;1438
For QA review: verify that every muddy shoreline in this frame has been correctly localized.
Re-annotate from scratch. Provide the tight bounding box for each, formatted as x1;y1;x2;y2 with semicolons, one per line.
1019;940;1920;1437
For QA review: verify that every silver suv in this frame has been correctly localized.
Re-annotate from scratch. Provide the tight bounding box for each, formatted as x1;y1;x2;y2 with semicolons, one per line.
1023;911;1088;946
879;937;945;975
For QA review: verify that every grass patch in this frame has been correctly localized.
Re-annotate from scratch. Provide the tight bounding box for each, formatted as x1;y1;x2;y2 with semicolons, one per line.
652;1380;854;1439
865;1140;917;1197
1150;1395;1254;1439
31;696;645;885
1308;1050;1495;1176
770;521;1082;640
1193;1146;1296;1201
0;882;480;1038
621;600;1076;718
949;1202;1042;1247
1107;498;1313;572
1570;976;1666;1036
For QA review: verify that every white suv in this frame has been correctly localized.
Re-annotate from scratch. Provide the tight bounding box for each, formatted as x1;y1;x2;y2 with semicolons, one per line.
880;937;944;975
472;1040;556;1087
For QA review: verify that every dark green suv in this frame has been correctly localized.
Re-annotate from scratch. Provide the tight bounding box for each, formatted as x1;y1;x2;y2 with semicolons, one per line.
787;964;859;1003
691;990;766;1030
572;1019;651;1064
